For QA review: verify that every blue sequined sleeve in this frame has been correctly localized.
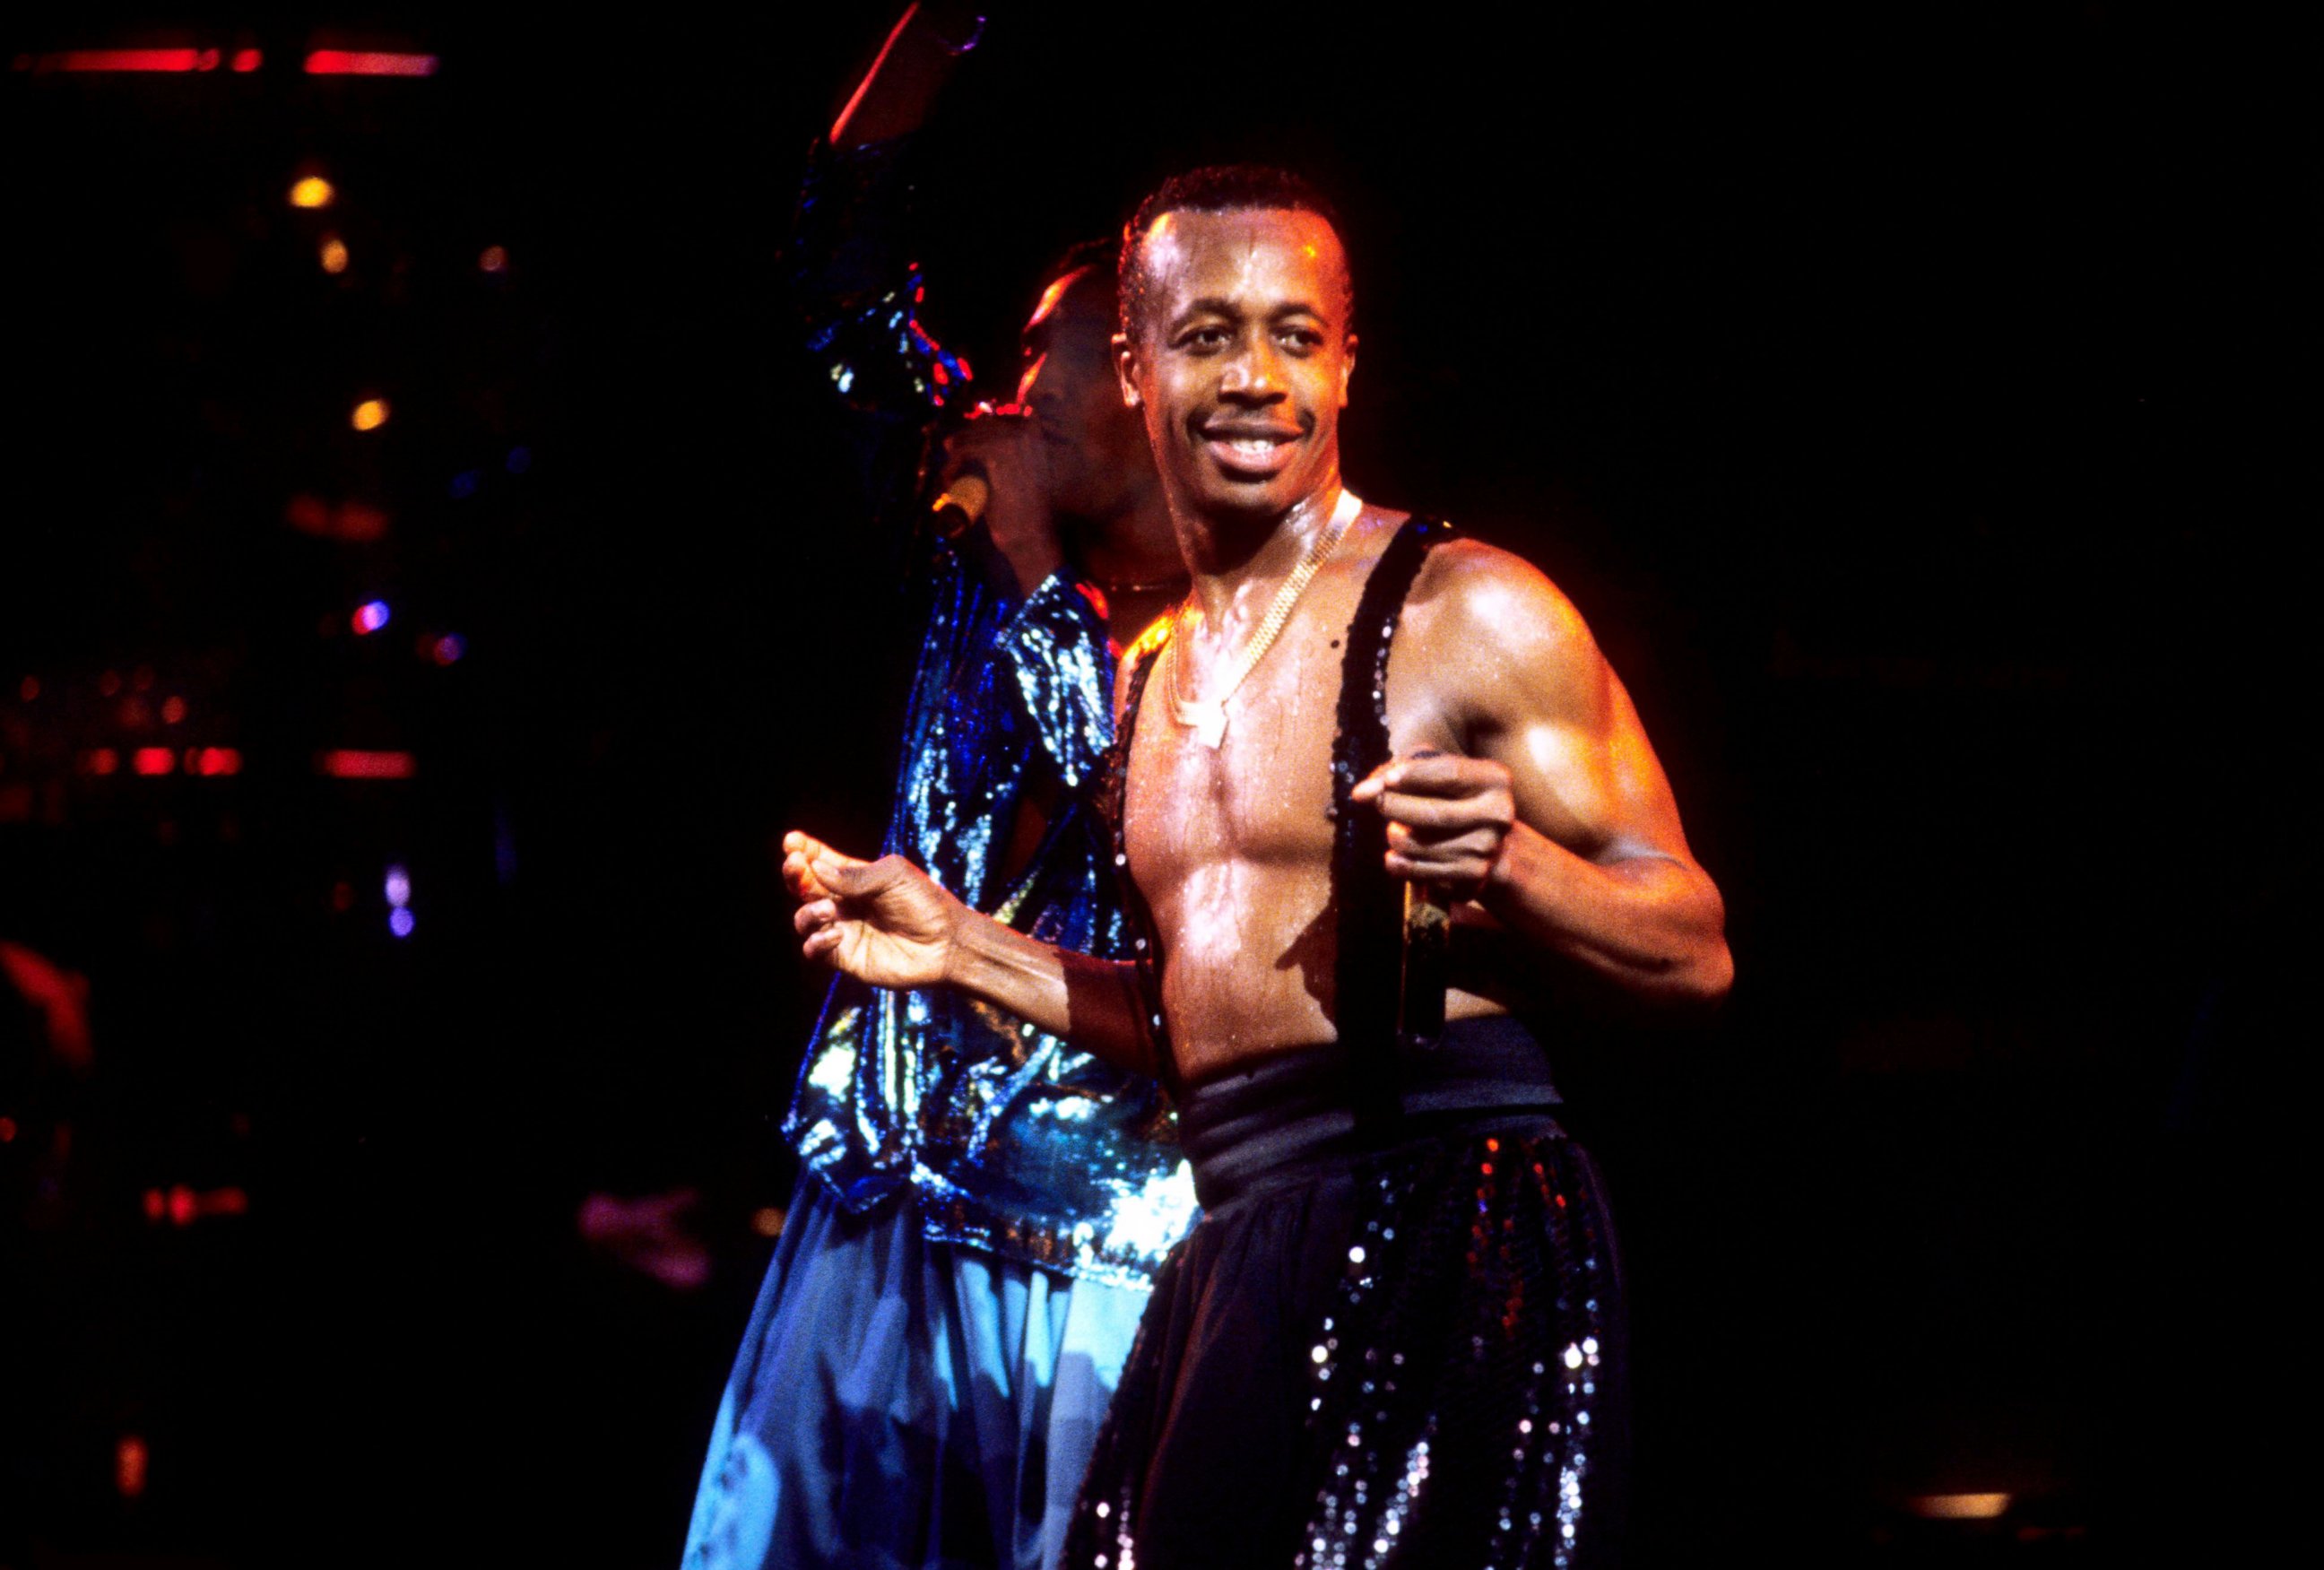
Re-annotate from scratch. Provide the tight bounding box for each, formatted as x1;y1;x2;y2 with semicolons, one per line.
995;574;1115;794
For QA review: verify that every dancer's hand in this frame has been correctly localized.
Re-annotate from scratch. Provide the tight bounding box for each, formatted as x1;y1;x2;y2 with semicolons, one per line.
783;830;963;990
1351;749;1515;901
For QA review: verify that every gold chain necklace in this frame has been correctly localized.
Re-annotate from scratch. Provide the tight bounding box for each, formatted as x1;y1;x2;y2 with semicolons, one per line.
1166;488;1363;750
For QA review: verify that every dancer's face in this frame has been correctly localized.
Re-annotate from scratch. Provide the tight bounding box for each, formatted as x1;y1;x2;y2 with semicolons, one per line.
1017;267;1152;523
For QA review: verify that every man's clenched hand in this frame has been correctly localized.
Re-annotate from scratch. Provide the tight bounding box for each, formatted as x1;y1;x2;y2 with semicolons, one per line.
1350;750;1516;901
784;830;964;990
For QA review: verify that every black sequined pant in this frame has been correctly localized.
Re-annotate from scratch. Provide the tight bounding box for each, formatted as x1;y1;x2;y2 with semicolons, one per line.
1063;1031;1627;1570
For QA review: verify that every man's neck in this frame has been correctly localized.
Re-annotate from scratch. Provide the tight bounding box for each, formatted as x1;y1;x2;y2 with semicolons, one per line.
1075;487;1182;594
1065;476;1186;645
1177;478;1344;628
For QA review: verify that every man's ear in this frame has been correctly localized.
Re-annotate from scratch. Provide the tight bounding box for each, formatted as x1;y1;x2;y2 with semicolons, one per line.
1339;331;1358;410
1113;331;1143;409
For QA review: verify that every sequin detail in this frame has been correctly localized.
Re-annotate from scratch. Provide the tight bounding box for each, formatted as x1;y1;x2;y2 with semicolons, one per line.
1293;1130;1619;1569
785;551;1197;1286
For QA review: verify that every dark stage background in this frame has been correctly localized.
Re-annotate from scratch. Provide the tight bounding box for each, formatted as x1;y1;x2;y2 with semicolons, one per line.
1;4;2296;1566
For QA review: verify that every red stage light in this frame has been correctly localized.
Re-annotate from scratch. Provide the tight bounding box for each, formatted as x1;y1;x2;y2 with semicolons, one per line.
317;749;416;779
168;1184;195;1225
230;48;262;73
21;48;205;74
143;1187;166;1221
116;1436;148;1499
304;50;438;77
132;747;176;776
189;747;243;776
0;1115;16;1144
81;748;120;776
285;494;389;542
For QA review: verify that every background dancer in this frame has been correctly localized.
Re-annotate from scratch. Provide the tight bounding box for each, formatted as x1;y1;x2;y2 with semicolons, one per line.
681;11;1195;1568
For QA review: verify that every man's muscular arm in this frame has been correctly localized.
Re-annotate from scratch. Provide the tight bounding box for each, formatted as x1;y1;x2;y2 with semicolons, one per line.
1352;542;1731;1006
783;832;1163;1075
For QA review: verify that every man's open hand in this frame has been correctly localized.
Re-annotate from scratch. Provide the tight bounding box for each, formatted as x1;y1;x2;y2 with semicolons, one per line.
1349;750;1515;900
784;830;963;990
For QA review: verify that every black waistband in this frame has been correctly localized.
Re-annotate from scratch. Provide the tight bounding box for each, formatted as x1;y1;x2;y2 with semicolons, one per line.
1176;1014;1559;1209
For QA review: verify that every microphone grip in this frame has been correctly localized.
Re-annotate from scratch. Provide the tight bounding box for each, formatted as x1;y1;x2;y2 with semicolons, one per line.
1399;880;1451;1050
930;471;990;538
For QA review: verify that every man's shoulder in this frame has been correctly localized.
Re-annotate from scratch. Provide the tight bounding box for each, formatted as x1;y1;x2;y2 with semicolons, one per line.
1406;534;1597;670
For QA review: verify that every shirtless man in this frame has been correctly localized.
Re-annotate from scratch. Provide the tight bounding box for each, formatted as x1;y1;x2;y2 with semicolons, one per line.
783;166;1730;1569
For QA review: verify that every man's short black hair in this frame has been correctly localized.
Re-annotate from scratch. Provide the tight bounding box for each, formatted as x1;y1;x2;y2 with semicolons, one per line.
1117;164;1351;339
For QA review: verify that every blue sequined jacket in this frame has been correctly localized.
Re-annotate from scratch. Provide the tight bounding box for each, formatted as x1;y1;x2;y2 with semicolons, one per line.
780;138;1196;1286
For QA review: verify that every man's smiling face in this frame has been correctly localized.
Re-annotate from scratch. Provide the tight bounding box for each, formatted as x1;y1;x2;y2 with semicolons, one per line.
1117;206;1357;525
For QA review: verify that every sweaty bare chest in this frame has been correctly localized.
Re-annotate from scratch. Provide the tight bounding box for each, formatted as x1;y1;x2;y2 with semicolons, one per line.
1121;541;1459;918
1123;627;1343;893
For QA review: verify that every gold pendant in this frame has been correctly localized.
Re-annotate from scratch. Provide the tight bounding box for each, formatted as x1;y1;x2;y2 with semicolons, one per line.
1172;695;1227;750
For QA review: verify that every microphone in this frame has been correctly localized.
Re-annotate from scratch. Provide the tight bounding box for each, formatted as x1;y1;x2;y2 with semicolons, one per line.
1400;880;1451;1050
930;470;989;537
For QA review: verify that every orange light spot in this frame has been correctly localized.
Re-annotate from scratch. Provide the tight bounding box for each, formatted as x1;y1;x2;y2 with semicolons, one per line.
351;398;390;431
290;175;335;209
320;235;349;273
1910;1494;2012;1521
479;244;507;273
